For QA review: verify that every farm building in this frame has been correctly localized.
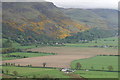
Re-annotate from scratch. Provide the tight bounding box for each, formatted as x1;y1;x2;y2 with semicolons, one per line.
60;68;75;73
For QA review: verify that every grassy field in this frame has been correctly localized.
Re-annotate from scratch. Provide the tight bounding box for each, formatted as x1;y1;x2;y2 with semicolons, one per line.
1;38;43;50
71;55;119;78
74;70;118;78
2;66;70;78
3;46;117;68
2;52;56;60
2;66;119;78
65;37;118;48
2;37;119;78
71;56;119;71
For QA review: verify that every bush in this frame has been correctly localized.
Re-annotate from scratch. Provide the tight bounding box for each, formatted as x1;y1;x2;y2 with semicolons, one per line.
2;48;21;54
5;69;9;74
107;66;114;71
76;62;82;70
13;71;18;76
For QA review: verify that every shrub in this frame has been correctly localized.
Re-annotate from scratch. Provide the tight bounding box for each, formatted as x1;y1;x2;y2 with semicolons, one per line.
107;66;113;71
13;71;18;76
76;62;82;70
5;69;9;74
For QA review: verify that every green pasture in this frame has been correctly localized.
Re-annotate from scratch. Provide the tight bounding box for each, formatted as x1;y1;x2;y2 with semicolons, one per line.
65;37;118;48
2;66;69;78
71;56;119;71
2;52;56;60
74;70;118;78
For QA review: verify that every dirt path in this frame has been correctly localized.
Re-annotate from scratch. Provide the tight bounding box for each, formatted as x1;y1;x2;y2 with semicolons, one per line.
2;47;117;68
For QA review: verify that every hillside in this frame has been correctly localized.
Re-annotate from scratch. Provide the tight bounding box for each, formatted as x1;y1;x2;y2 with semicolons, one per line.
62;8;118;30
2;2;87;44
64;28;117;43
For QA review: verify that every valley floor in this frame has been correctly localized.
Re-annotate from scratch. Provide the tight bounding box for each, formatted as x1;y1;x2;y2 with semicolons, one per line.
1;37;119;78
2;47;117;68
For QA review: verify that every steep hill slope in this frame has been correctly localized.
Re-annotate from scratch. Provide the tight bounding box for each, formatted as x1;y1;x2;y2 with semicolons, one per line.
2;2;87;44
62;8;118;30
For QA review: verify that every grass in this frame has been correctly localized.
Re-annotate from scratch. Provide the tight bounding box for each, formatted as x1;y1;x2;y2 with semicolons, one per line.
74;70;118;78
2;66;70;78
71;56;119;78
65;37;118;48
71;56;119;71
2;52;56;60
2;66;119;78
15;45;37;49
1;37;119;78
1;38;45;50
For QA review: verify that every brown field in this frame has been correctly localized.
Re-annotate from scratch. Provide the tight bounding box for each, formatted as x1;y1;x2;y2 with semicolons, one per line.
27;47;118;55
3;47;118;68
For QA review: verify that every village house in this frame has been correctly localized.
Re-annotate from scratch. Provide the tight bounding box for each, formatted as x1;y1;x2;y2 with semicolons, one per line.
60;68;75;73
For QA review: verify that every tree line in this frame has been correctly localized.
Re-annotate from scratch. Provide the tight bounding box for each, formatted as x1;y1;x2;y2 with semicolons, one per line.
64;28;117;43
75;62;114;71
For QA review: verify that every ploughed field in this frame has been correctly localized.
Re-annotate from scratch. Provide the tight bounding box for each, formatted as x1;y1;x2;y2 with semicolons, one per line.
2;47;118;68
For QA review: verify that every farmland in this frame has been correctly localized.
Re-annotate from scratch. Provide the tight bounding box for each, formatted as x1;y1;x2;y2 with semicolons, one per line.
71;56;119;71
74;70;118;78
2;46;118;68
2;65;118;78
2;52;56;60
2;37;119;78
65;37;118;48
2;66;71;78
2;2;118;79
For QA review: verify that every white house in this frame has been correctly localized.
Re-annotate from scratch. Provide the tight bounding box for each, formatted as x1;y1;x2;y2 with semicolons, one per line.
60;68;75;73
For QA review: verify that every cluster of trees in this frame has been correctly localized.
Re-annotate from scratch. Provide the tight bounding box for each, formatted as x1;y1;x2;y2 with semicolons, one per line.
2;27;117;47
2;48;21;54
76;62;114;71
2;62;47;68
64;28;117;43
2;63;16;66
2;39;13;48
4;54;28;58
2;39;22;54
2;69;18;76
97;54;120;56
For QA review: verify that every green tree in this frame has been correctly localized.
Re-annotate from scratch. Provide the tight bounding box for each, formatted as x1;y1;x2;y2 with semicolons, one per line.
33;75;36;79
91;66;94;70
2;70;4;74
76;62;82;70
107;66;113;71
3;39;12;48
102;67;104;70
5;69;9;74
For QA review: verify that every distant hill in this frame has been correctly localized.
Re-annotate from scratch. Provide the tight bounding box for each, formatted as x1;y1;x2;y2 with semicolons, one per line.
2;2;87;44
2;2;118;45
62;8;118;30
